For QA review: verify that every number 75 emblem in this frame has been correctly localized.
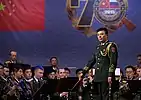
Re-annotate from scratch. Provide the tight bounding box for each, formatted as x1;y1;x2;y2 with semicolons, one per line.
66;0;136;36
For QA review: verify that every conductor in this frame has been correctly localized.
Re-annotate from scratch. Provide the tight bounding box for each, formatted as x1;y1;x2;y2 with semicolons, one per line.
82;28;118;100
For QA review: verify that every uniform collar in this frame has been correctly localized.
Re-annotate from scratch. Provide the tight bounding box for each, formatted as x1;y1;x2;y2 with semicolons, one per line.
14;77;20;83
100;40;109;46
34;76;39;82
53;67;57;70
0;76;7;81
25;78;33;82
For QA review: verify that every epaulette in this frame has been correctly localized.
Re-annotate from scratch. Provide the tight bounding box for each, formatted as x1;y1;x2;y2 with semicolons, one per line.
107;42;117;57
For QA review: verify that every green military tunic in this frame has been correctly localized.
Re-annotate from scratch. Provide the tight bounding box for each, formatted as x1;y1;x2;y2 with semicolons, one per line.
83;41;118;100
83;41;118;81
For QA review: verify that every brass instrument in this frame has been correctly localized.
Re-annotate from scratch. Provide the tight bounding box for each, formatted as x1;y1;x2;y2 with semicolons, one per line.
119;77;130;96
6;77;22;100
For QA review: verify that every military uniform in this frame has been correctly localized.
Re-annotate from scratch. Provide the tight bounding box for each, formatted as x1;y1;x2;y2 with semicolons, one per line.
4;59;22;67
19;78;33;100
31;77;45;100
83;41;118;100
0;76;9;100
6;77;22;100
5;63;25;100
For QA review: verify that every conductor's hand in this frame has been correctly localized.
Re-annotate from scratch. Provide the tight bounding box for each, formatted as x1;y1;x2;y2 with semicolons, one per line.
108;77;112;84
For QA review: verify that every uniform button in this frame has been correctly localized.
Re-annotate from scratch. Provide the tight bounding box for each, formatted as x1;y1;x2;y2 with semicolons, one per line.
97;68;99;70
98;58;100;60
97;63;99;64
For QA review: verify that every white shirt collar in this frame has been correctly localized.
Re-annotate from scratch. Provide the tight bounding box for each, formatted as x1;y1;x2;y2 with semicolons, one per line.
0;76;7;81
14;77;19;83
25;78;33;82
101;40;108;45
53;67;58;71
34;76;39;82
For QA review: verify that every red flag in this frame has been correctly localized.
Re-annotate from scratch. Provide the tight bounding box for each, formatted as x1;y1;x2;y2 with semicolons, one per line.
0;0;45;31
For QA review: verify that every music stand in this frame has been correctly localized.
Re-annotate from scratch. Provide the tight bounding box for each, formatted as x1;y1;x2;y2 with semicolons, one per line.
56;77;80;100
56;77;79;92
43;79;59;94
42;77;79;100
127;80;141;100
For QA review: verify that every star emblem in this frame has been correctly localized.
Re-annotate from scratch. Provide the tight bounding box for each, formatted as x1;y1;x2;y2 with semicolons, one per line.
0;1;16;17
0;2;6;11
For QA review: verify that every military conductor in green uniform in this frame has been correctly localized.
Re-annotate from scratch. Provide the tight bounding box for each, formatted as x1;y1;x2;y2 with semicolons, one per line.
82;28;118;100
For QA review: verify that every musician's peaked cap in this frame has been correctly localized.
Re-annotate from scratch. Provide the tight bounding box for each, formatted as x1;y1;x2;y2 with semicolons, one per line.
8;63;26;71
76;68;83;74
44;66;56;74
0;63;4;69
22;64;31;72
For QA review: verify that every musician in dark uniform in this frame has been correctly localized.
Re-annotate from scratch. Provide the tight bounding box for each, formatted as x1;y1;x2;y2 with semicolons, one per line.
31;65;45;100
44;66;56;79
0;64;7;100
6;63;23;100
82;28;118;100
49;57;59;72
4;51;22;66
118;65;137;100
19;64;33;100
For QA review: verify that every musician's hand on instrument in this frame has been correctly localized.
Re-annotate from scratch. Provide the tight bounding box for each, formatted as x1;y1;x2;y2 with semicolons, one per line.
7;86;16;96
83;78;88;87
88;76;93;83
60;92;68;97
11;85;17;90
108;77;112;84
